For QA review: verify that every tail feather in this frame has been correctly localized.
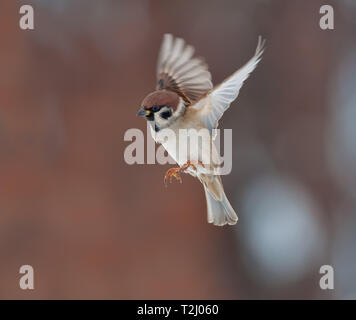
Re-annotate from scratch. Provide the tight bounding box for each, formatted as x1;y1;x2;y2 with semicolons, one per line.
204;185;238;226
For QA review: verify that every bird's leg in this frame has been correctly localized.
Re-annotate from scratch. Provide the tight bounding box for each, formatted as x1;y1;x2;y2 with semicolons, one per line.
164;161;205;187
180;160;204;173
164;167;182;187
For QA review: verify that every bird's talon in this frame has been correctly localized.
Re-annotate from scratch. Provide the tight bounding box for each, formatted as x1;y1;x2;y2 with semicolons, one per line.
163;161;204;186
164;167;182;186
180;160;202;173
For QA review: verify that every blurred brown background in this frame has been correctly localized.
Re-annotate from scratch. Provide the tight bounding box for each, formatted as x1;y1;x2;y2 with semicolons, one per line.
0;0;355;299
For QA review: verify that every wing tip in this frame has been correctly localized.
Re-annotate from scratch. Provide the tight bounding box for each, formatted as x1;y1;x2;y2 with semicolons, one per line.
256;35;266;57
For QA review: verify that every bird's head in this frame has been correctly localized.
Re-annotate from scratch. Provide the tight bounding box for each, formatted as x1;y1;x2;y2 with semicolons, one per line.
137;90;182;128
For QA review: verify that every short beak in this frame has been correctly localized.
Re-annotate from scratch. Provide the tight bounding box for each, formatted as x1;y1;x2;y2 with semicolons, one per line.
137;108;150;117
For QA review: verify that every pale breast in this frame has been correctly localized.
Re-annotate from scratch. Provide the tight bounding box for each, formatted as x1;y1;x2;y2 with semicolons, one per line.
151;113;219;176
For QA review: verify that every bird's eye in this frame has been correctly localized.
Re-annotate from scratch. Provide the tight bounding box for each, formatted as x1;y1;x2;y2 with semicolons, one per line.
152;105;161;112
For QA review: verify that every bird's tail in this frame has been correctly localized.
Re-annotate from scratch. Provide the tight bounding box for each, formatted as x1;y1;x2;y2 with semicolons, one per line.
203;184;238;226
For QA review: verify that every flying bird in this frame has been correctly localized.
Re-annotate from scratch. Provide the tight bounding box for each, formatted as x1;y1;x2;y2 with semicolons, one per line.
137;34;265;226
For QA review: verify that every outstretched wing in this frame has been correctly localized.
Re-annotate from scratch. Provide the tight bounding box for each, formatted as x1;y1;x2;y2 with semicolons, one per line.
156;34;213;103
193;36;265;135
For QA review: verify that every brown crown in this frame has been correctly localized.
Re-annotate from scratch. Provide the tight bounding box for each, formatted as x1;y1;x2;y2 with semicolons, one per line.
141;90;180;111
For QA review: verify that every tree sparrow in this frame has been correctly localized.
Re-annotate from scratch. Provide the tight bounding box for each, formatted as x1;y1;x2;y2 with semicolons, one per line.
137;34;265;226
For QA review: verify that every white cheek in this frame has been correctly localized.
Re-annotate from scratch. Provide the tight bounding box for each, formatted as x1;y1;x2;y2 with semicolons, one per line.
154;113;163;124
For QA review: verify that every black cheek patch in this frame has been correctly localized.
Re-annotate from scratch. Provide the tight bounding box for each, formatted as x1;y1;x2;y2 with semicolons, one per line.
160;110;172;119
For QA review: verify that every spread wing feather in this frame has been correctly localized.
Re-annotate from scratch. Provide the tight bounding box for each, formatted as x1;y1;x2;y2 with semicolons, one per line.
193;36;265;136
156;34;213;103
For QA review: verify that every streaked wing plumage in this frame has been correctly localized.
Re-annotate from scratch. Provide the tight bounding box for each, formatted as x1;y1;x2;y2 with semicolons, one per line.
156;34;213;103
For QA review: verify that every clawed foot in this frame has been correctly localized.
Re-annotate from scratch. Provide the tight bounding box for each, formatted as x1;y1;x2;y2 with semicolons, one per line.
164;167;182;187
180;160;204;172
164;161;205;187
